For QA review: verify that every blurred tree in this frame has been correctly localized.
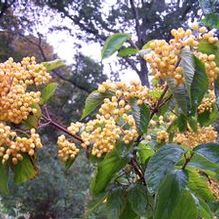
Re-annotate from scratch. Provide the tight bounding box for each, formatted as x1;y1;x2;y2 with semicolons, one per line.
35;0;201;86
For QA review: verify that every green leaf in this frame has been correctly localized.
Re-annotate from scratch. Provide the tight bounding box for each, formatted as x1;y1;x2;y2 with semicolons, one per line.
91;148;128;195
168;190;198;219
81;90;112;120
85;192;108;217
154;169;191;219
185;168;214;201
23;104;42;129
118;48;138;57
198;104;219;126
40;82;58;105
106;188;126;219
41;59;65;71
167;78;189;115
177;114;188;132
127;184;147;216
0;161;9;194
137;142;154;165
188;153;219;176
13;154;38;184
131;101;150;134
196;197;213;219
179;48;195;99
120;200;139;219
202;13;219;29
194;143;219;165
188;116;198;132
101;33;131;59
145;144;185;193
64;156;78;170
190;56;208;113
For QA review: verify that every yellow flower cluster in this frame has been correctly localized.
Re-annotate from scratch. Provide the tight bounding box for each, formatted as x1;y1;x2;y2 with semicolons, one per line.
98;80;162;107
195;52;219;84
0;124;42;164
156;130;169;143
174;126;217;148
208;179;219;200
0;57;51;124
62;80;163;158
57;135;79;162
144;25;218;85
198;90;216;114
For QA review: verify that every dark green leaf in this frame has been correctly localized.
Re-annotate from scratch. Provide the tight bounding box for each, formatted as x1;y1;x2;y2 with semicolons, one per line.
81;90;112;120
194;143;219;165
118;48;138;57
154;169;189;219
120;200;139;219
106;188;126;219
131;101;150;134
13;154;38;184
145;144;185;193
180;48;195;98
42;59;65;71
177;114;187;132
188;153;219;176
0;161;9;194
91;148;128;195
40;82;58;105
128;184;147;216
101;33;131;59
190;56;208;113
196;197;213;219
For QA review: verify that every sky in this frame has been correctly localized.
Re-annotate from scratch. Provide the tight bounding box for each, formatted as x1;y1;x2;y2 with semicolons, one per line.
34;1;140;83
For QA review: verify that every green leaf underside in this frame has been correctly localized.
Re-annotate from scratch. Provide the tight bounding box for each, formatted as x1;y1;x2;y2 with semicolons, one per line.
185;168;214;201
40;82;58;105
101;33;131;59
118;47;138;57
0;161;9;194
81;90;113;120
145;144;185;193
91;148;128;195
42;59;65;71
137;142;154;165
13;154;37;184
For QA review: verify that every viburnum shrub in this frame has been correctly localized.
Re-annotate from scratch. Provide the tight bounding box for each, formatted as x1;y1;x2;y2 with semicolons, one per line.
1;24;219;218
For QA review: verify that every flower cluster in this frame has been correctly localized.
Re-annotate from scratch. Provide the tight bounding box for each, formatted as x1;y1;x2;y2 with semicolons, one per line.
0;124;42;164
58;80;164;158
57;135;79;162
0;57;51;124
208;179;219;200
144;25;219;85
174;126;217;148
198;90;216;114
156;130;169;143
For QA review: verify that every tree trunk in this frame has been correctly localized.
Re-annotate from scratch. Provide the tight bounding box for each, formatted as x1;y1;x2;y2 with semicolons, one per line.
139;58;150;87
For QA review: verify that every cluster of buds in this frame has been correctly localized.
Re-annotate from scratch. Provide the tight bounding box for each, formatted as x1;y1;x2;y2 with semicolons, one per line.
0;57;51;124
57;135;79;162
156;130;169;143
198;90;216;114
174;126;217;148
0;124;42;165
59;80;164;158
208;179;219;200
144;25;219;85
